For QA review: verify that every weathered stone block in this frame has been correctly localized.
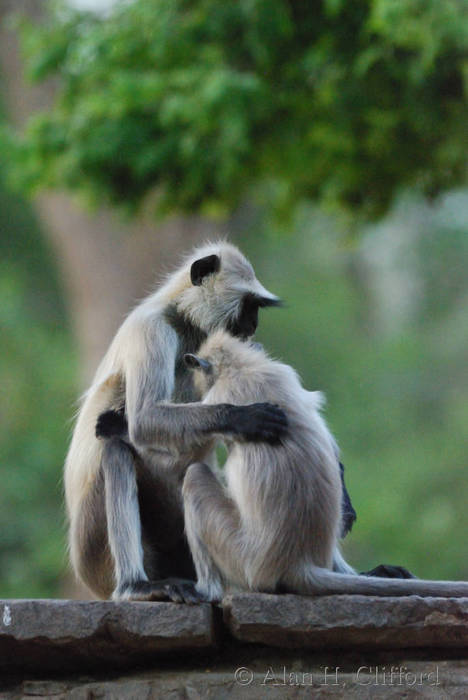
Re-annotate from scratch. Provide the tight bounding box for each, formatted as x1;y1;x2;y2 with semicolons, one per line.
0;599;216;672
223;594;468;649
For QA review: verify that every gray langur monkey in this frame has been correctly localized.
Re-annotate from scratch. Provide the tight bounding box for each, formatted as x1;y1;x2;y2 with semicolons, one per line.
64;242;288;603
182;331;468;601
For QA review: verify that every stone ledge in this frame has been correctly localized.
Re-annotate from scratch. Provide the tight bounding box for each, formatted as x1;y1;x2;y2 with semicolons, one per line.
1;595;467;674
224;594;468;649
0;599;216;672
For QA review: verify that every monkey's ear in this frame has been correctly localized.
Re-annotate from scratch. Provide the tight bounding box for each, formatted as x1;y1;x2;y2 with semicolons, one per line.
184;354;212;372
190;254;220;286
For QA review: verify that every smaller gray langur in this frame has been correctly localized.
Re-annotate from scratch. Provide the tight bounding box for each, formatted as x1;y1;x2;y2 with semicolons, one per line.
182;331;468;601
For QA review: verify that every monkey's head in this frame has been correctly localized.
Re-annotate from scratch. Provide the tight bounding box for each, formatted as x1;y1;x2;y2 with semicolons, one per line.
184;330;270;396
175;242;281;339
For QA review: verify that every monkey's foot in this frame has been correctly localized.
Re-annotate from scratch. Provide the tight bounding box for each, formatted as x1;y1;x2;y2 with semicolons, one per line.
114;578;204;604
361;564;416;579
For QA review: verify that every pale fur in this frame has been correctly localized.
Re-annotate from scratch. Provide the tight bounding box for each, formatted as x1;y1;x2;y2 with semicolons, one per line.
183;331;468;599
64;241;278;599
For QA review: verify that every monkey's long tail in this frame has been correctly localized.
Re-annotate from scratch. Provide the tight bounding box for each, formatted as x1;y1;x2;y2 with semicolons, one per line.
301;566;468;598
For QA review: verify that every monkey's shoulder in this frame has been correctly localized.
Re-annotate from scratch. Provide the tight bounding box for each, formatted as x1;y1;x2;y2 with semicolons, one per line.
112;305;180;362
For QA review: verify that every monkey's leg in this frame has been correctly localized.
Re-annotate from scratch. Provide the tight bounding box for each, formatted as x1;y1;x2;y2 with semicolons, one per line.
183;462;245;602
102;437;202;603
71;467;114;599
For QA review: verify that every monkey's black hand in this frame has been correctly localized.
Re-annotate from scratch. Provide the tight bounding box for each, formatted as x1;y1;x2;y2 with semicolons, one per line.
229;403;288;444
361;564;417;579
96;409;128;439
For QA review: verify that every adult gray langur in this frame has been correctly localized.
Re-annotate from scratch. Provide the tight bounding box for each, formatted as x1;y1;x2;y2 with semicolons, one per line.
182;331;468;601
64;242;289;602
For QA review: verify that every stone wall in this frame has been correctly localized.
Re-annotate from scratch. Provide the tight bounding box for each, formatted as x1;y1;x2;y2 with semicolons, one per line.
1;594;467;697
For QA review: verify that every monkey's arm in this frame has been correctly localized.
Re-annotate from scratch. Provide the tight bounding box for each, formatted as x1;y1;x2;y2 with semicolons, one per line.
129;401;287;451
99;402;287;451
124;321;286;450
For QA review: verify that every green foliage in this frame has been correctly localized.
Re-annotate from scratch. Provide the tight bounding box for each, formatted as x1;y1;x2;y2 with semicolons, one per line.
0;182;77;597
3;0;467;219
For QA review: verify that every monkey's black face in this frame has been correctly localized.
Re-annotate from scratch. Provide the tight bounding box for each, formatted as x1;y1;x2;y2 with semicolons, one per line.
228;293;280;340
228;294;259;339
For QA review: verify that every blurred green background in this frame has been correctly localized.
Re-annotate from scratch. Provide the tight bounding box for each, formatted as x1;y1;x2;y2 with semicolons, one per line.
0;0;467;598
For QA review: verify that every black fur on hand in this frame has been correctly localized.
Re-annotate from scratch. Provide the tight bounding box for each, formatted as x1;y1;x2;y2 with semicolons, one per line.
230;403;288;444
95;408;128;439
